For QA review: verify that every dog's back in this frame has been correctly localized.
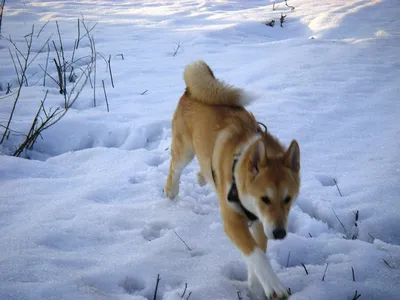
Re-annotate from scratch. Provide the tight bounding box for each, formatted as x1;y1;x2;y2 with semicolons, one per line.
172;61;259;183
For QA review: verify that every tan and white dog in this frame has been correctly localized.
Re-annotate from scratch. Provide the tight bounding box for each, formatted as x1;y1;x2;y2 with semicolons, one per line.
164;60;300;299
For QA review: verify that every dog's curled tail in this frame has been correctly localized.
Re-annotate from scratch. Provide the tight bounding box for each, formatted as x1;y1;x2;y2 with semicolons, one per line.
183;60;256;107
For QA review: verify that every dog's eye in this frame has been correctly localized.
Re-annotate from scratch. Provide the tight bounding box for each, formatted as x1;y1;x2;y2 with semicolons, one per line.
284;196;291;204
261;196;271;205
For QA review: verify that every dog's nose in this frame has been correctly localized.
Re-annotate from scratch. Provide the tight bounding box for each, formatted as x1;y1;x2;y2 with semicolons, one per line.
273;228;286;240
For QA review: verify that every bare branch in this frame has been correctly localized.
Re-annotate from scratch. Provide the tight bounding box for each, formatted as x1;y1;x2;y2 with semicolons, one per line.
173;229;192;251
173;41;181;57
36;20;49;38
101;80;109;112
1;25;34;144
108;55;115;88
280;13;287;27
285;0;295;11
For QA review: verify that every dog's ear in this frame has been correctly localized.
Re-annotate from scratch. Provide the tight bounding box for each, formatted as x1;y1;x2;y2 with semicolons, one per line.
283;140;300;172
249;140;267;176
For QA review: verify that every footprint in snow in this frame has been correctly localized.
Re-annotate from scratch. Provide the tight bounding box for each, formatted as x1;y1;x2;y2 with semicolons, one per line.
143;121;171;151
119;276;146;295
129;173;147;184
221;261;247;282
142;221;172;241
315;174;337;187
144;126;164;151
146;155;167;167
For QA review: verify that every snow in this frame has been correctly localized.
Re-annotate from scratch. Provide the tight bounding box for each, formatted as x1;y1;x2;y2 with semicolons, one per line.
1;0;400;299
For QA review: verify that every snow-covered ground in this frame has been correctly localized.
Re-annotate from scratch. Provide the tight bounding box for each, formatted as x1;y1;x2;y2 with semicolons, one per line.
1;0;399;299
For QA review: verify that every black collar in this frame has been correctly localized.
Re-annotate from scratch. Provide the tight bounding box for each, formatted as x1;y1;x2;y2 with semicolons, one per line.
227;158;258;222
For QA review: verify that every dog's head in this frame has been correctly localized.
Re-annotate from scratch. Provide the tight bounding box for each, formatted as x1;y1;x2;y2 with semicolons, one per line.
236;138;300;240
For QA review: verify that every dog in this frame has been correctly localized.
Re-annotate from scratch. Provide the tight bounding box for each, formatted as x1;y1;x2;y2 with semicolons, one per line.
164;60;300;299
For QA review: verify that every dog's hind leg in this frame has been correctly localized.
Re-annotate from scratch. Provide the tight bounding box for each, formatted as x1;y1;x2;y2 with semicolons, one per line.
164;133;194;199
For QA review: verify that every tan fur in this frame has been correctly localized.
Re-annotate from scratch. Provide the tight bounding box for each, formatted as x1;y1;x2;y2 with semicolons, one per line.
164;60;300;299
183;60;253;107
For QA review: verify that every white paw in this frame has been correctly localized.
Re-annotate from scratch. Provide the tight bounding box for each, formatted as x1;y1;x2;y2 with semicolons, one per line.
263;277;289;300
164;183;179;199
248;271;266;300
245;248;289;300
196;172;207;186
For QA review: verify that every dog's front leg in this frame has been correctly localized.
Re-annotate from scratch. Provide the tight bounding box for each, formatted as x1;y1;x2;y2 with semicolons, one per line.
223;212;288;299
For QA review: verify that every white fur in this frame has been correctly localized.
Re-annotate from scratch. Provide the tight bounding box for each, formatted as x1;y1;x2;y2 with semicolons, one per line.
245;248;288;299
266;187;274;200
240;90;259;106
282;187;289;199
261;218;275;240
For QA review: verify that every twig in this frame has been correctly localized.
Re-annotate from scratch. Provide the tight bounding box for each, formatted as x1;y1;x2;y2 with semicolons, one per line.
285;0;295;11
15;51;27;86
116;53;124;60
352;210;359;239
108;55;114;88
280;13;287;27
301;263;309;275
78;15;98;46
186;292;192;300
141;89;148;95
92;36;97;107
76;18;80;49
0;124;25;136
181;283;188;298
333;178;343;197
308;233;313;237
6;83;11;94
39;64;59;86
69;66;77;83
173;42;181;57
101;80;109;112
352;290;361;300
13;90;49;156
53;58;64;94
272;1;279;11
27;34;53;71
173;229;192;251
321;263;329;281
43;43;50;86
1;25;34;144
286;251;291;268
332;208;347;234
8;49;21;86
265;20;275;27
352;266;356;282
55;21;67;104
153;274;161;300
368;233;375;241
36;20;49;38
236;290;243;300
71;39;77;68
383;259;393;268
